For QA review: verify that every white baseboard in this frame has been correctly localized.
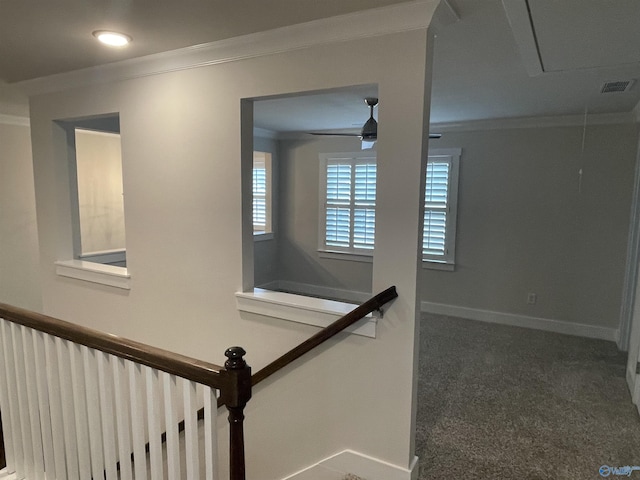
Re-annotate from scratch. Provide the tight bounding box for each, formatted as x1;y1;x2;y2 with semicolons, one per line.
283;450;418;480
257;280;371;304
421;301;619;342
0;467;18;479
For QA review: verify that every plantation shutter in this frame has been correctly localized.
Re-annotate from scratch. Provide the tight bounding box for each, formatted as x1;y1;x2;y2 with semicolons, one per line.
253;156;267;232
423;161;450;258
324;156;376;253
325;162;352;248
353;163;376;249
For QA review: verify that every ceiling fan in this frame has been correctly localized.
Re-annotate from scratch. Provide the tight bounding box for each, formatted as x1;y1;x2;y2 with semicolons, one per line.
308;97;442;140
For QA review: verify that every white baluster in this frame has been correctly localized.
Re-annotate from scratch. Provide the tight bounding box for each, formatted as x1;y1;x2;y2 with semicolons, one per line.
44;332;68;479
32;331;55;477
145;366;164;479
97;351;118;480
20;327;45;479
56;337;80;480
69;342;92;479
204;387;219;480
112;355;133;480
82;345;105;479
183;378;200;480
127;361;147;480
162;371;181;480
12;323;34;480
0;320;20;475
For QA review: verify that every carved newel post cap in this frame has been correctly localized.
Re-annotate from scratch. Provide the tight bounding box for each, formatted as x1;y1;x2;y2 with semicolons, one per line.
225;346;247;370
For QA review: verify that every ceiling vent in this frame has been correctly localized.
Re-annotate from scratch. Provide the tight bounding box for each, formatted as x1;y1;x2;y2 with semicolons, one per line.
600;80;635;93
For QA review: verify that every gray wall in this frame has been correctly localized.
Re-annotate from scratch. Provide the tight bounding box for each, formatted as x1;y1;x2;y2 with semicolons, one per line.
275;122;639;329
253;135;279;287
276;136;373;296
422;123;638;329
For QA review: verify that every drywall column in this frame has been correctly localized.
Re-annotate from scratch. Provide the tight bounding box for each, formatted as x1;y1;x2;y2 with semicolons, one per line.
372;28;435;468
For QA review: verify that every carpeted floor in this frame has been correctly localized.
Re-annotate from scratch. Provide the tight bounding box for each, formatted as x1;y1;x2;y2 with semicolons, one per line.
416;314;640;480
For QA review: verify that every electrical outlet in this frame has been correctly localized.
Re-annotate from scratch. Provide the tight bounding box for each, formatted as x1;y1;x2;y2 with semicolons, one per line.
527;292;537;305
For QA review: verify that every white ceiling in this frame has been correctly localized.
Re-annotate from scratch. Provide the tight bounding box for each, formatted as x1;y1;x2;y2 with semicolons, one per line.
2;0;640;128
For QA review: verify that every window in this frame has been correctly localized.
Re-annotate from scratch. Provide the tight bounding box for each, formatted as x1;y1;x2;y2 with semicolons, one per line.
318;149;460;266
253;151;272;236
423;148;461;268
319;152;377;256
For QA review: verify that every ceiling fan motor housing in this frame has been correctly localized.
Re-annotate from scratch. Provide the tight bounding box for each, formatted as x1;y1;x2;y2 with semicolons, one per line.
361;97;378;140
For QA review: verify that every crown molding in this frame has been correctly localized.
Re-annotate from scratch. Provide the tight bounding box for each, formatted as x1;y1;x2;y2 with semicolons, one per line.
431;111;637;132
0;113;29;127
16;1;438;97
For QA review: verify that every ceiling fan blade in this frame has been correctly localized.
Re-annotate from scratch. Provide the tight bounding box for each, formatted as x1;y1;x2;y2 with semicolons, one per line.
308;132;359;137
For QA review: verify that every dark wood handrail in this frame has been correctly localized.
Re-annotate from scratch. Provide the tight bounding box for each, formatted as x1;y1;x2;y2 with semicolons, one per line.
251;285;398;387
0;302;228;390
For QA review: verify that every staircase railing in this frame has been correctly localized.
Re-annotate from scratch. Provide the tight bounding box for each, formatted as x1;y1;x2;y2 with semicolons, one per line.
0;302;250;480
0;286;397;480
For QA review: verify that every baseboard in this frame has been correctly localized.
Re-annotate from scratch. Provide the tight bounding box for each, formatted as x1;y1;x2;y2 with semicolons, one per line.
257;280;371;304
421;301;619;342
283;450;418;480
0;467;18;479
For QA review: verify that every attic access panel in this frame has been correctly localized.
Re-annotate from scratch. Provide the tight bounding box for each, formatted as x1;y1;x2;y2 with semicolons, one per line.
513;0;640;72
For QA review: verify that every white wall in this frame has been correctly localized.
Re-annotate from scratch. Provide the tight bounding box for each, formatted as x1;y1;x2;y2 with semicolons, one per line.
0;119;42;312
28;13;437;479
75;129;126;254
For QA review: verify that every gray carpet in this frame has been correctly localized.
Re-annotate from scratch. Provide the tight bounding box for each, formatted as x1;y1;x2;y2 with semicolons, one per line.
416;314;640;480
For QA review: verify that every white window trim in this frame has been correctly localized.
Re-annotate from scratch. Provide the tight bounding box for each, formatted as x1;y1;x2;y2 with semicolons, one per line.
235;288;376;338
422;148;461;269
55;260;131;290
318;151;377;256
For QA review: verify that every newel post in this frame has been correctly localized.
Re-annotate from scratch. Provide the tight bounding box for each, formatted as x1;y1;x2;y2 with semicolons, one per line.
222;346;252;480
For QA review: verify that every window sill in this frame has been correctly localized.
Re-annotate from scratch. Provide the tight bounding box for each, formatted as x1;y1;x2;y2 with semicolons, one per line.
318;249;373;263
254;232;274;242
235;288;376;338
55;260;131;290
422;261;455;271
79;248;126;265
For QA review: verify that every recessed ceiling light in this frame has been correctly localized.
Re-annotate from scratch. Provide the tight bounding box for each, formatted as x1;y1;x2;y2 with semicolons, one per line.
92;30;132;47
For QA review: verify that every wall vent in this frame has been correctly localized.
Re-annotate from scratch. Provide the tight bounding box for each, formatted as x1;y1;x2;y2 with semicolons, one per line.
600;80;635;93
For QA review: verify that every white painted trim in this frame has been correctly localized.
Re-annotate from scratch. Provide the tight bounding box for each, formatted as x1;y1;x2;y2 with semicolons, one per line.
618;130;640;351
430;0;460;33
79;249;126;265
422;260;454;271
253;232;274;242
431;111;637;133
16;1;436;96
318;250;373;264
0;468;18;479
260;280;371;304
0;114;29;127
421;301;618;342
282;450;418;480
55;260;131;290
501;0;544;77
236;288;376;338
